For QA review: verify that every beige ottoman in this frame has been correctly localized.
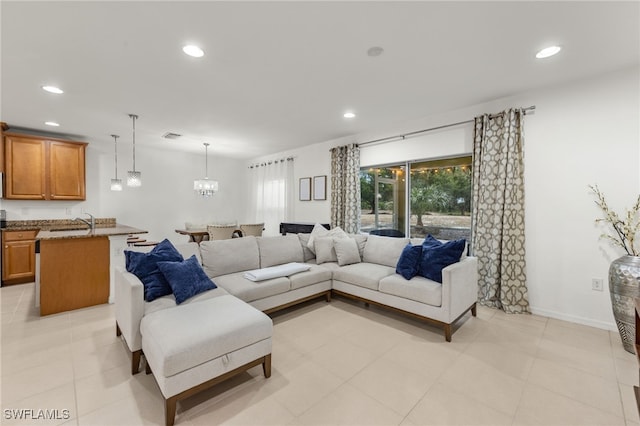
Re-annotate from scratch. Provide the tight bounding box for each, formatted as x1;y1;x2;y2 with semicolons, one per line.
141;295;273;426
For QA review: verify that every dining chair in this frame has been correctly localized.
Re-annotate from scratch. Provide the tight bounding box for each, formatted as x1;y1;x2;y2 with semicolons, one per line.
239;223;265;237
207;224;237;240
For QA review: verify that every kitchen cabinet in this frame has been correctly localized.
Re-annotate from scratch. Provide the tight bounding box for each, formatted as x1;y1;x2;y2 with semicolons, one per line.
2;229;38;285
3;133;87;200
39;236;110;315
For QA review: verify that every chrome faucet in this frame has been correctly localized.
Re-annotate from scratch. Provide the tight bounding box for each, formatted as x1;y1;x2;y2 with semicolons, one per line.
75;213;95;230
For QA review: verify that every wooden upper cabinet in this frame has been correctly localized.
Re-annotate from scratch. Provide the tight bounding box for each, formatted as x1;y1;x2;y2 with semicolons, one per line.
5;135;47;199
3;133;87;200
49;141;86;200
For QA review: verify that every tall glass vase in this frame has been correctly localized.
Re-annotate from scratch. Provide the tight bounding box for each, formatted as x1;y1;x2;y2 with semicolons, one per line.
609;255;640;353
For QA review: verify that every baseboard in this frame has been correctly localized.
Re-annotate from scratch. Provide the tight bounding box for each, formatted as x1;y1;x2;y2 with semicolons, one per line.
530;306;617;332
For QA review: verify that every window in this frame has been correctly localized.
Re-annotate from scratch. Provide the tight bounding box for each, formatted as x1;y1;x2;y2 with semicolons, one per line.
360;156;471;241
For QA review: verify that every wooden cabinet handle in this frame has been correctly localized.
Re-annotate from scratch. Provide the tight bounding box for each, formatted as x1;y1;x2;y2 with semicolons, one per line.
18;234;23;238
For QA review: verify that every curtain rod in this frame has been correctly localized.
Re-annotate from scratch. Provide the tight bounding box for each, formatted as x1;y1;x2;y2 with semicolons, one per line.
359;105;536;147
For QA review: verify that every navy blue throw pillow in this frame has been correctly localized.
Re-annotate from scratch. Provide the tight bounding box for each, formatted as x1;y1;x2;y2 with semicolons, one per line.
125;239;184;302
157;255;217;304
396;243;423;280
419;235;466;283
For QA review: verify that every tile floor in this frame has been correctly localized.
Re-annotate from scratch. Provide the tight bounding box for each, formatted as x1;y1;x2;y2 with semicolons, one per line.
1;282;638;426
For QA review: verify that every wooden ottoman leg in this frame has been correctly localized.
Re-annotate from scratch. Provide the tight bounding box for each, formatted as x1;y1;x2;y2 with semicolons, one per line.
263;354;272;378
325;291;332;302
471;303;477;317
132;350;142;375
165;396;178;426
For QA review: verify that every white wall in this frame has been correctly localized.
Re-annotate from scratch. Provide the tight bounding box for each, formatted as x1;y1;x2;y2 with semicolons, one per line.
1;144;246;245
245;65;640;330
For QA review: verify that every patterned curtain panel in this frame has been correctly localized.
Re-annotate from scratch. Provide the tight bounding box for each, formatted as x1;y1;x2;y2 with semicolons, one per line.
330;144;361;234
471;108;530;314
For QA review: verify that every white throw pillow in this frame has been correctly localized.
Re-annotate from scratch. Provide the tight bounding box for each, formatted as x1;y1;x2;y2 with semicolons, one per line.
315;237;338;264
334;237;362;266
307;223;330;254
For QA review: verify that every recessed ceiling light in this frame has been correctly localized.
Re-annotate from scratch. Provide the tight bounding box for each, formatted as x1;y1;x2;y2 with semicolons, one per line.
367;46;384;57
536;45;561;59
42;85;63;94
45;121;60;127
183;45;204;58
343;112;356;119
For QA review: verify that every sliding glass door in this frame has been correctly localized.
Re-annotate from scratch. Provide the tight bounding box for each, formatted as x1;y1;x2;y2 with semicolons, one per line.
360;156;471;241
359;165;406;235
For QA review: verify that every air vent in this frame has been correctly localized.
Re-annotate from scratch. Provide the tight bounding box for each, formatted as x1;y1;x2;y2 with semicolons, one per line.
162;132;182;140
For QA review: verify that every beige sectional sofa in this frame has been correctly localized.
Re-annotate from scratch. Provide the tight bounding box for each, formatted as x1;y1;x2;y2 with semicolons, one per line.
115;232;478;376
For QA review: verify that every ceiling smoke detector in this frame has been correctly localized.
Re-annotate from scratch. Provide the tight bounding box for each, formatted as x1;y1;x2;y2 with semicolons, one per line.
162;132;182;140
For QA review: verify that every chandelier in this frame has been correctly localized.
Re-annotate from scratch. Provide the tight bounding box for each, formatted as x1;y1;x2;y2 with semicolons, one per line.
194;142;219;197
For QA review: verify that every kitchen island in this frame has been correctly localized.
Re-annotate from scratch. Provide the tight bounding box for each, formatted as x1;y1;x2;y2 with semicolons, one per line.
37;223;147;315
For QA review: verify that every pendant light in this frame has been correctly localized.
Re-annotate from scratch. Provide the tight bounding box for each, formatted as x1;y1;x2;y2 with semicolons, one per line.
194;142;219;197
127;113;141;187
110;134;123;191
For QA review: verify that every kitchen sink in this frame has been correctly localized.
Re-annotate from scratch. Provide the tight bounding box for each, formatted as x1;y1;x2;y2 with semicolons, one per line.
48;227;89;232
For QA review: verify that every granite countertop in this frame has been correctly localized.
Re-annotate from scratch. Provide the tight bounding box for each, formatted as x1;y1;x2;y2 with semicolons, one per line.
37;224;147;240
1;218;147;240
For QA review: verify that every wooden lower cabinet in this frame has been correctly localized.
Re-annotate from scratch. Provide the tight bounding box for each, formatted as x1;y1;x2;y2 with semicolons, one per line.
2;230;38;285
39;237;109;315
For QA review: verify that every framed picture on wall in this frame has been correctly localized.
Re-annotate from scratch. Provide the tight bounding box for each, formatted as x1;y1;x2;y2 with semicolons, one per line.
299;177;311;201
313;175;327;200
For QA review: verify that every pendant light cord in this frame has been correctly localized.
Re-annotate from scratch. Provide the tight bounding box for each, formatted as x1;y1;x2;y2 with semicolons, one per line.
111;134;119;178
129;114;138;171
204;142;210;179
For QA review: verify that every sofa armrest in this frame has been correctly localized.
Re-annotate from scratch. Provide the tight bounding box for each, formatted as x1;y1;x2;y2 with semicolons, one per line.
440;256;478;322
114;266;145;353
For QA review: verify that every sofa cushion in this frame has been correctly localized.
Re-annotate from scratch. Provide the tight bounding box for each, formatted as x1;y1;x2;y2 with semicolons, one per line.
419;235;466;283
333;262;395;291
298;233;316;261
157;255;217;304
144;286;229;316
213;272;290;303
289;265;333;290
351;234;368;259
258;235;303;268
396;243;423;280
141;295;272;377
125;239;184;302
334;237;362;266
362;234;409;268
200;236;260;278
378;274;442;307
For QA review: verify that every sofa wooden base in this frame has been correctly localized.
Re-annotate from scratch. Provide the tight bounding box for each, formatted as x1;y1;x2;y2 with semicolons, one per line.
146;354;271;426
332;290;476;342
262;290;331;315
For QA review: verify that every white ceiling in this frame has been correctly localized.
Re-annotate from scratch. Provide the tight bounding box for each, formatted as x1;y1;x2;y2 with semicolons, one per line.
2;1;639;159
